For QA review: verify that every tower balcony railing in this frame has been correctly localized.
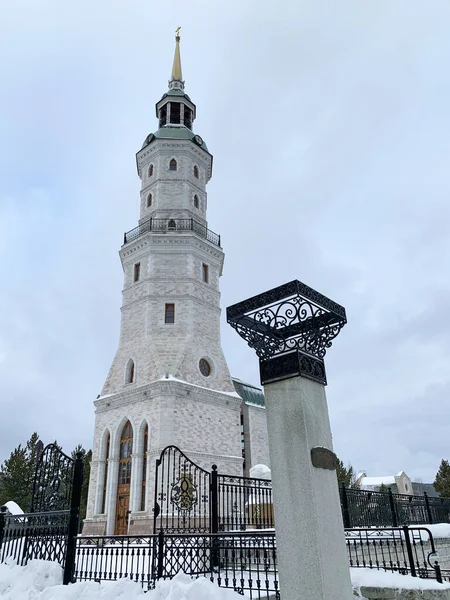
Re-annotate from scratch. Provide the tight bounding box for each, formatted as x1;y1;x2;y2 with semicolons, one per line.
123;217;221;247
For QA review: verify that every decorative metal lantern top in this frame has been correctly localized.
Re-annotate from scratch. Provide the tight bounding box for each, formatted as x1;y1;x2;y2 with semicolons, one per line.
227;280;347;385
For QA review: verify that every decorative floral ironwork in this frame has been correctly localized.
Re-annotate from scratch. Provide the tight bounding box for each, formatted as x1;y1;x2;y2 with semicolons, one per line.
227;279;347;361
171;472;198;513
31;444;74;513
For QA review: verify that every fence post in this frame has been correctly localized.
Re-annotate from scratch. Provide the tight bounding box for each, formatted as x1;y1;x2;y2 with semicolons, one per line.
63;452;84;585
403;525;416;578
157;530;164;579
424;492;433;524
210;465;219;570
389;489;398;527
434;561;443;584
211;465;219;534
0;511;4;558
341;484;351;529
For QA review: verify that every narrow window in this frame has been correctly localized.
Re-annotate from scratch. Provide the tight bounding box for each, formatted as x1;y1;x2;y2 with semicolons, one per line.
194;165;199;179
148;164;154;177
101;432;110;514
202;263;209;283
119;421;133;485
141;424;148;511
147;193;152;208
168;219;176;230
134;263;141;282
165;303;175;324
126;359;135;384
194;195;199;209
170;102;181;124
169;159;177;171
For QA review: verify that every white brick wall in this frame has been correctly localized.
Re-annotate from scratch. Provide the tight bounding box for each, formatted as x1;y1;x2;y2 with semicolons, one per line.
84;126;244;535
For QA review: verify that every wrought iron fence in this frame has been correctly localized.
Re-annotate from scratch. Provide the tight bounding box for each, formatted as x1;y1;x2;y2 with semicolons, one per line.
340;485;450;528
123;218;221;247
75;531;279;599
216;471;274;531
153;447;275;535
0;444;84;586
345;526;444;582
0;511;70;566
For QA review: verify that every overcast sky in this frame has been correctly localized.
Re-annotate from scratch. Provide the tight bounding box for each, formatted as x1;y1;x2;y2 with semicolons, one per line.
0;0;449;483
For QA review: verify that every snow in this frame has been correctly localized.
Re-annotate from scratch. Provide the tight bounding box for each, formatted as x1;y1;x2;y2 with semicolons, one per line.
249;464;271;480
0;560;246;599
425;523;450;539
1;502;23;516
359;476;396;488
350;567;450;590
157;375;241;398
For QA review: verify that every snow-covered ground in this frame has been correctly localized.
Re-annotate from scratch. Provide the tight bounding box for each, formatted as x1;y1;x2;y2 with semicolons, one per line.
1;560;450;600
0;560;245;599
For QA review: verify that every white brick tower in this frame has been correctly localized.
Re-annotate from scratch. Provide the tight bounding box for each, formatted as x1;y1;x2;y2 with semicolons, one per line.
83;32;243;536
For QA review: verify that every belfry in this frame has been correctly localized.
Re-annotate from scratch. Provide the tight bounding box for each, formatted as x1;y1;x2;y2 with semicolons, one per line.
84;32;269;535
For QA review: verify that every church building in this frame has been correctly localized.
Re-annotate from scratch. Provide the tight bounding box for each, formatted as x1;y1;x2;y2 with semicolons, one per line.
83;33;270;536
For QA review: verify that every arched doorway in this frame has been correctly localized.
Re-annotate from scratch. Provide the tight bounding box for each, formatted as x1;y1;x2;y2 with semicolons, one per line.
115;420;133;535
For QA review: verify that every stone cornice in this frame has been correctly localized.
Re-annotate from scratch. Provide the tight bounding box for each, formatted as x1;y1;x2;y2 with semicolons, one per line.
95;379;241;414
120;234;224;261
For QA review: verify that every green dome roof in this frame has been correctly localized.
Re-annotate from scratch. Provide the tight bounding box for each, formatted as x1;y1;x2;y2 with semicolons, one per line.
141;126;208;152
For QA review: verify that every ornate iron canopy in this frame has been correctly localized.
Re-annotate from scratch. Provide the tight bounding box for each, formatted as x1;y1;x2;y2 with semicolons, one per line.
226;280;347;385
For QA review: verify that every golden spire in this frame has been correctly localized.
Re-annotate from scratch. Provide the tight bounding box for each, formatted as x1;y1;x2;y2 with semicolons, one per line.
171;27;183;81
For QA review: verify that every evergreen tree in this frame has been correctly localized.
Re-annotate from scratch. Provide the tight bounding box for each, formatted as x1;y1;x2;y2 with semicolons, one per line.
71;445;92;521
336;460;358;489
0;432;41;510
379;483;389;493
434;459;450;497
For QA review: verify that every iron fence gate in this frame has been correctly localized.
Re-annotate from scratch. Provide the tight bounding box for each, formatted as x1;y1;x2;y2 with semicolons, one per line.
153;446;211;534
152;446;275;535
0;443;83;585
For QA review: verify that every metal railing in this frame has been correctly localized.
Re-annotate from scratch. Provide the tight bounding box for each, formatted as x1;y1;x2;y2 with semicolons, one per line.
216;472;274;531
345;526;444;582
123;218;221;247
340;485;450;528
75;531;279;599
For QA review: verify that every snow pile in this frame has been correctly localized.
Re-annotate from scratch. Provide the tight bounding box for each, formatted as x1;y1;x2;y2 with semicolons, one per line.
249;464;271;480
351;568;450;591
0;560;242;599
1;501;24;516
425;523;450;539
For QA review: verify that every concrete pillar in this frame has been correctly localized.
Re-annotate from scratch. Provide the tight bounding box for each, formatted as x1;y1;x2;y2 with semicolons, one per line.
264;375;352;600
106;458;119;535
227;278;352;600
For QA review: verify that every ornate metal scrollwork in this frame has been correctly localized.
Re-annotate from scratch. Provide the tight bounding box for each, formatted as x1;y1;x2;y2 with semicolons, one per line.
31;444;74;513
170;472;198;513
227;279;346;385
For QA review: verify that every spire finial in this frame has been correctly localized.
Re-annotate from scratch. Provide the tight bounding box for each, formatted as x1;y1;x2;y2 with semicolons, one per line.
171;27;183;82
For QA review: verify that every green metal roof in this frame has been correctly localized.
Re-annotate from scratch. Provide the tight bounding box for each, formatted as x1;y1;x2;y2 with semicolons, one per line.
232;378;265;407
141;126;209;152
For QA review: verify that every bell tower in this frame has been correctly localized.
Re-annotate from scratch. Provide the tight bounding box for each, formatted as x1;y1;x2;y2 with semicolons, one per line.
84;31;243;536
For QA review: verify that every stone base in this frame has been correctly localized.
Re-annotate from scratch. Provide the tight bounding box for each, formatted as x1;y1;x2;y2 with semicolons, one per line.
359;586;450;600
82;519;107;536
129;517;153;535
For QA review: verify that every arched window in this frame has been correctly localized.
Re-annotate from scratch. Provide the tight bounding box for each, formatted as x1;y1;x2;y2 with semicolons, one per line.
147;193;152;208
194;195;199;209
126;359;135;384
193;165;199;179
168;219;176;230
119;421;133;486
169;159;177;171
148;164;154;177
141;424;148;511
101;432;110;514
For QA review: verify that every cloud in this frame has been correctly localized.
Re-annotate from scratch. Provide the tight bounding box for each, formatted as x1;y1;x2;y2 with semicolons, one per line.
0;0;449;486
